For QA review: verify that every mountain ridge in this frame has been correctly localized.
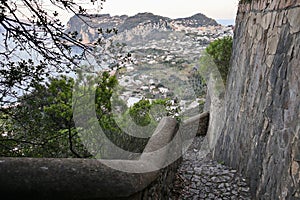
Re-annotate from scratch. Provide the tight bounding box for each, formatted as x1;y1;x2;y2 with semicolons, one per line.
66;12;219;43
70;12;218;25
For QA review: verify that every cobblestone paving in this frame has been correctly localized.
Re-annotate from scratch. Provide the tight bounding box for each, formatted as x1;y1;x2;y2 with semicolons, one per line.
170;136;252;200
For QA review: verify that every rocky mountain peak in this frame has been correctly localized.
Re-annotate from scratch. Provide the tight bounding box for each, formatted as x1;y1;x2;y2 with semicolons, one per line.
174;13;218;27
66;12;219;44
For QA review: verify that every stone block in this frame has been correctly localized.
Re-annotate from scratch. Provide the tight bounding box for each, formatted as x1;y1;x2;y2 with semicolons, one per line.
266;34;279;55
287;7;300;34
261;12;272;30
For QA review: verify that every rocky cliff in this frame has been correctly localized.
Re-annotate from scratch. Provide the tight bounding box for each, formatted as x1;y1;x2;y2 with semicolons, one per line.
209;0;300;199
66;12;218;44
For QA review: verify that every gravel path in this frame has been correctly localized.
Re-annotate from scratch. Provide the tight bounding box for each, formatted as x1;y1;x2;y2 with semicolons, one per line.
170;136;252;200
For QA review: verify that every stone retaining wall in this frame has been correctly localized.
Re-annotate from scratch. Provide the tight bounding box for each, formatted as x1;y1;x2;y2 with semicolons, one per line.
210;0;300;199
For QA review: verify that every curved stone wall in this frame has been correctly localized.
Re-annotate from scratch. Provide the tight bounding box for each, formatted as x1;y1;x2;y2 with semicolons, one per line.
0;117;178;200
0;114;209;199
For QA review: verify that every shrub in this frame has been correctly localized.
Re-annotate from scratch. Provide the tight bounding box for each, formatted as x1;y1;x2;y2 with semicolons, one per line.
205;36;233;84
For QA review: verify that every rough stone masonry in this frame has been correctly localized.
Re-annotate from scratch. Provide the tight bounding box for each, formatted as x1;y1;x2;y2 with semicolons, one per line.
210;0;300;199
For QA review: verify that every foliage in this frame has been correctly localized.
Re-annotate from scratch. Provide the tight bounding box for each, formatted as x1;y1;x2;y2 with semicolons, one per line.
0;72;122;158
128;98;179;127
0;76;91;157
93;72;148;155
104;98;180;150
198;99;206;111
95;71;119;120
129;99;152;126
0;0;116;106
188;71;207;98
0;72;176;158
205;36;233;84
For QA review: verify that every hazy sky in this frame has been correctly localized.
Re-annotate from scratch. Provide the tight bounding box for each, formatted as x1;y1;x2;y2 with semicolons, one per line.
100;0;240;19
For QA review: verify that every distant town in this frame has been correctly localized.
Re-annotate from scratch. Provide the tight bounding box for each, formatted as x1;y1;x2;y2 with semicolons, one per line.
67;12;234;114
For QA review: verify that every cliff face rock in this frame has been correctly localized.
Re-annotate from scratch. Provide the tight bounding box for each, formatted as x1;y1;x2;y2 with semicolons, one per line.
66;13;219;44
210;0;300;199
174;13;218;28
